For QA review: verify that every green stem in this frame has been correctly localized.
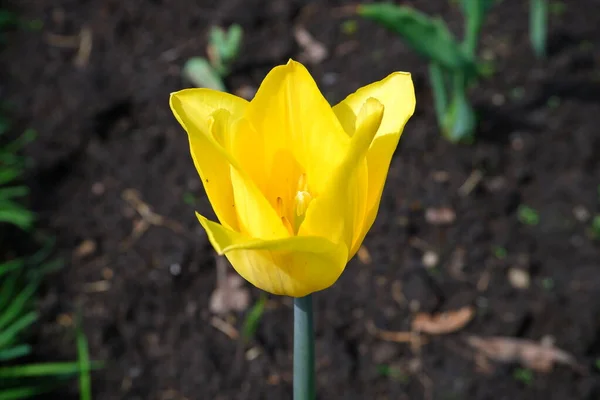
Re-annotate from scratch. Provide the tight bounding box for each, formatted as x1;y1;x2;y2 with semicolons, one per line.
293;295;315;400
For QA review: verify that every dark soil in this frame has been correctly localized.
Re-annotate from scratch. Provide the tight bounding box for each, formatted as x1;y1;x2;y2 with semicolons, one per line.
3;0;600;399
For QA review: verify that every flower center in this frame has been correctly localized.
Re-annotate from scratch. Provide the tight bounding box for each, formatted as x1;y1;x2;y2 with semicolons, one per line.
276;173;313;235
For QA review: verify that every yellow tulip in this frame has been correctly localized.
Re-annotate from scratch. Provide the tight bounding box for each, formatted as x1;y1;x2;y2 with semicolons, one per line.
170;60;415;297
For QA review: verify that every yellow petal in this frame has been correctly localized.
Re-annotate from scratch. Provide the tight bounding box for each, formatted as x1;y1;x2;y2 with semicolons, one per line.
299;98;384;255
229;164;290;240
197;213;348;297
333;72;415;254
227;117;303;232
245;59;349;200
170;89;248;230
333;72;415;138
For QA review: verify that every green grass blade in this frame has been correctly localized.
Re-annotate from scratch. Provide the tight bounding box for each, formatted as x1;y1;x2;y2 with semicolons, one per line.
0;272;20;311
0;259;24;278
0;362;90;378
26;236;56;267
0;311;38;348
0;206;34;230
0;186;29;201
242;295;266;343
0;344;31;361
0;280;38;331
75;314;92;400
0;385;48;400
0;377;70;400
4;129;36;154
0;169;20;186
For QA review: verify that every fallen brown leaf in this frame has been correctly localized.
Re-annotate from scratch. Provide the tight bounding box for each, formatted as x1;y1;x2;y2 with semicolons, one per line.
366;320;427;345
466;336;584;373
412;306;475;335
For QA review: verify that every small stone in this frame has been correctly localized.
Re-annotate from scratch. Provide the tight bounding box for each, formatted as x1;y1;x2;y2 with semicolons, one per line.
508;268;530;289
322;72;338;86
492;93;505;106
422;251;439;269
169;263;182;276
425;207;456;225
573;205;590;222
91;182;105;195
432;170;450;182
372;342;400;364
511;135;525;151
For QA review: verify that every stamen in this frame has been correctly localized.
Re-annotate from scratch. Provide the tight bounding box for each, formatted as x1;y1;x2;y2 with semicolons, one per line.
295;191;313;217
297;173;307;192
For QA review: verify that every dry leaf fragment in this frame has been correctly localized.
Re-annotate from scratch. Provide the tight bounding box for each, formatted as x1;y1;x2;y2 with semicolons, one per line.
210;316;239;340
74;25;93;67
293;26;328;64
466;336;583;373
357;246;372;264
209;256;250;314
412;306;475;335
425;207;456;225
73;239;97;260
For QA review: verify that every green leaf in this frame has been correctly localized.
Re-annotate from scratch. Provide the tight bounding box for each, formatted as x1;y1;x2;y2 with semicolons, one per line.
442;76;476;143
461;0;495;56
358;3;475;72
530;0;548;58
517;205;540;226
222;24;243;62
183;57;226;91
428;63;449;127
0;10;17;30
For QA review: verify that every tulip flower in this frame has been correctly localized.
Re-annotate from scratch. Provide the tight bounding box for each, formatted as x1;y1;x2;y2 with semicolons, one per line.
171;59;414;400
170;59;415;298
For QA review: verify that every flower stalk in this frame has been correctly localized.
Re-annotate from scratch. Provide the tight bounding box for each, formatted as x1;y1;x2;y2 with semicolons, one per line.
293;294;315;400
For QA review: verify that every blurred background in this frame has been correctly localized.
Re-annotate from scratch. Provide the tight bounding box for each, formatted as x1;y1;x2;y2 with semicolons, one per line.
1;0;600;399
